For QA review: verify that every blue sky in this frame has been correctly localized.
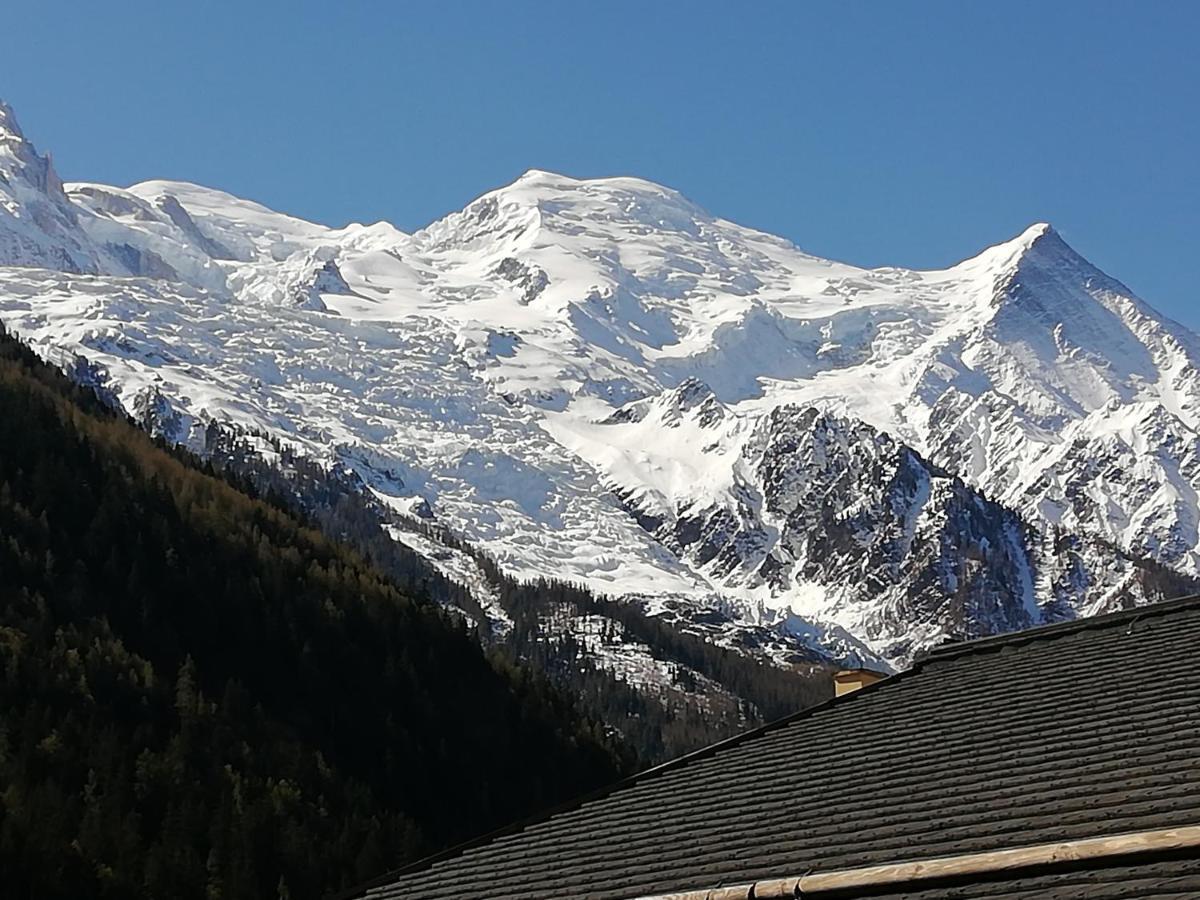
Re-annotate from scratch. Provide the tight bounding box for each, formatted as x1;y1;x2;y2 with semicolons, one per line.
4;1;1196;325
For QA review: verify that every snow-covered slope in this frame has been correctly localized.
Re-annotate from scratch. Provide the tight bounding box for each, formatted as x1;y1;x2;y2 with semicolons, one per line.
1;101;1196;667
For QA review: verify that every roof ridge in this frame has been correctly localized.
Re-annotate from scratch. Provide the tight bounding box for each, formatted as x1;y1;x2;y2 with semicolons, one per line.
924;593;1200;662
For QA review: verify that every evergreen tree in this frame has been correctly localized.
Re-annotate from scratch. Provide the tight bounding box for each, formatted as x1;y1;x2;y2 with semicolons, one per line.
0;324;627;900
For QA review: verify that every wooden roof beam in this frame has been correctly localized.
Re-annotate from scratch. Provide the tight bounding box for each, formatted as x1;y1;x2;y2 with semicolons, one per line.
637;824;1200;899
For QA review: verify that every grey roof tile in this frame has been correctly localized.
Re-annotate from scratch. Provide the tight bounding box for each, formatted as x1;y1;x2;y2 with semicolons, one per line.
349;596;1200;900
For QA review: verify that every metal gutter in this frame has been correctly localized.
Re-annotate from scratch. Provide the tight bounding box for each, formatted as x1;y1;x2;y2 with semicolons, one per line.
635;825;1200;899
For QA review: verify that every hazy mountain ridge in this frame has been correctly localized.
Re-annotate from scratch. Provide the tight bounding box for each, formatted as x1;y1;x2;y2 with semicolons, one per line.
2;100;1197;666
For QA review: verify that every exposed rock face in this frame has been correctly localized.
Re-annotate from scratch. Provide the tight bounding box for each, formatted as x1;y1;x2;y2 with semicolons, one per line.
288;251;354;310
132;386;191;445
494;256;550;304
0;102;101;272
610;397;1177;664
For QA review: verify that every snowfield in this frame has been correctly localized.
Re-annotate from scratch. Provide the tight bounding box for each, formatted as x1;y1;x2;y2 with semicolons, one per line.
2;99;1198;667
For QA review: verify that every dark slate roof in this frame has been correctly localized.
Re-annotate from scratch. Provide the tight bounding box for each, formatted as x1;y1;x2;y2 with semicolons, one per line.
349;596;1200;900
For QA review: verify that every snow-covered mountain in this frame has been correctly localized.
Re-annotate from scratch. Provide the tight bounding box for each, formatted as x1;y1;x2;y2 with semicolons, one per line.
1;100;1196;667
0;102;100;273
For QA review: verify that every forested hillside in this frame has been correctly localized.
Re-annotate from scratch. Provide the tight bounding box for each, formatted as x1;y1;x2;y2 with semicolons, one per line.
0;325;627;900
201;425;835;764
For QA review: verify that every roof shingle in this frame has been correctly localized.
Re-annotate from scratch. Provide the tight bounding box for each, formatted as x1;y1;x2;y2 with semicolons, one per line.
351;597;1200;900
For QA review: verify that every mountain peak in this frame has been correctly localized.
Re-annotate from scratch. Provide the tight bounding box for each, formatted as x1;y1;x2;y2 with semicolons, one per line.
1001;221;1122;287
514;167;573;184
969;220;1147;339
1018;221;1054;243
0;99;26;141
992;221;1056;258
0;99;42;170
1014;222;1078;261
0;99;66;196
501;168;700;210
0;99;101;272
956;221;1087;282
